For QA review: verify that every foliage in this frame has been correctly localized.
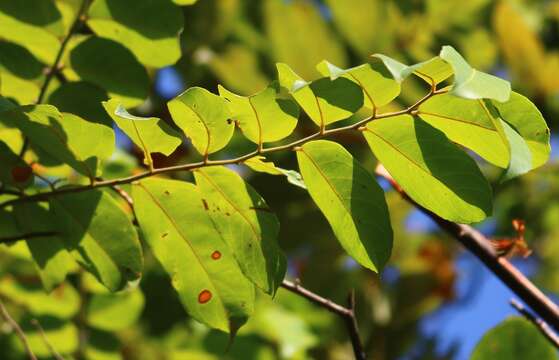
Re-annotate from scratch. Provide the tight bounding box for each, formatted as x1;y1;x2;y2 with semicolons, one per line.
0;0;557;359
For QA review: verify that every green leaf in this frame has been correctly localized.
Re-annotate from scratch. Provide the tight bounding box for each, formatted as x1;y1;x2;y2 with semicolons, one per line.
168;87;233;156
243;156;307;190
49;189;143;292
0;0;61;63
471;317;557;360
0;276;79;319
440;45;511;102
0;104;114;179
194;166;286;295
13;202;75;291
0;140;33;189
264;0;347;79
0;41;43;104
132;178;255;332
316;60;401;111
218;84;299;145
173;0;197;4
103;98;182;167
88;0;183;68
372;55;453;85
85;330;122;360
500;120;533;181
492;91;551;169
276;63;364;128
296;140;392;272
363;115;492;223
87;289;145;331
68;36;149;107
48;81;112;127
418;93;510;168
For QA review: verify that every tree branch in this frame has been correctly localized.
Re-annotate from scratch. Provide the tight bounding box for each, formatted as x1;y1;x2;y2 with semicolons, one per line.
30;319;65;360
0;300;37;360
1;89;446;210
510;298;559;349
281;279;366;360
375;165;559;333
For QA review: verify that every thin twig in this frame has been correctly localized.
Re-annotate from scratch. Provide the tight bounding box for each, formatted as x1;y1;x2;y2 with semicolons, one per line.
30;319;65;360
0;232;57;245
376;165;559;332
19;0;90;157
0;89;446;210
510;299;559;349
0;300;37;360
281;279;366;359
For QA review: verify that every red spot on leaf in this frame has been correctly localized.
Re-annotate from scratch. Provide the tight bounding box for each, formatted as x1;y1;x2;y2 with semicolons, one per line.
11;166;32;183
211;251;221;260
198;289;212;304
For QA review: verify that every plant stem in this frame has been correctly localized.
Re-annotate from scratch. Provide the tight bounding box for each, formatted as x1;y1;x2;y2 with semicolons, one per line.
510;298;559;349
376;165;559;333
0;89;445;210
281;280;365;360
0;300;37;360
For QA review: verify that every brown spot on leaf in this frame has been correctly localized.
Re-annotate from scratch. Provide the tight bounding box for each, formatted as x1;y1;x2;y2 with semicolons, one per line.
164;190;170;195
198;289;212;304
161;232;168;238
211;251;221;260
202;199;209;210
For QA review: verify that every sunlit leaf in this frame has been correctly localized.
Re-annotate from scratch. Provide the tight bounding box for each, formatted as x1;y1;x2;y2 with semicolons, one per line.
194;166;286;295
168;87;233;156
316;60;400;110
103;98;182;166
88;0;183;68
471;317;556;360
218;84;299;145
440;45;510;102
133;178;255;333
243;156;307;190
296;140;392;272
363;115;492;223
49;189;143;292
418;93;510;168
0;41;43;104
15;318;78;357
277;63;363;128
0;276;79;319
372;54;453;85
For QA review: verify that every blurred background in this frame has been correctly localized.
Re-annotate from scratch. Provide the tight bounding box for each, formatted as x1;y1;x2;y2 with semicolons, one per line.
1;0;559;359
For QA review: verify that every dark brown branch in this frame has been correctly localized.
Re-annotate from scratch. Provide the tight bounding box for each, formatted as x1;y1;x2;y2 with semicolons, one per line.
1;89;447;210
0;232;57;244
0;300;37;360
30;319;65;360
376;166;559;333
510;298;559;349
281;279;365;360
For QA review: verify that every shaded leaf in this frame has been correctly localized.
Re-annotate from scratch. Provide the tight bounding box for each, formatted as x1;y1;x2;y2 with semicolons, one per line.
471;317;556;360
15;317;78;357
277;63;363;128
296;140;392;272
168;87;233;156
0;140;33;189
68;37;149;107
13;203;74;291
440;45;510;102
48;81;111;126
87;289;145;331
50;190;143;292
194;166;286;295
88;0;183;68
363;115;492;223
218;84;299;145
0;41;43;104
132;178;255;332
